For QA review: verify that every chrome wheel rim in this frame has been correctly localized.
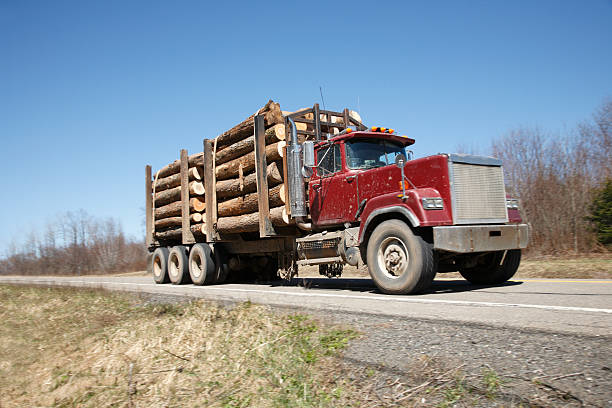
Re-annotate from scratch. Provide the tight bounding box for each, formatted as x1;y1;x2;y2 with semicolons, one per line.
377;236;408;279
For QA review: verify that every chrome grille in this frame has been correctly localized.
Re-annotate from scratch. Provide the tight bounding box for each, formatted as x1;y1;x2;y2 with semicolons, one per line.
450;161;508;224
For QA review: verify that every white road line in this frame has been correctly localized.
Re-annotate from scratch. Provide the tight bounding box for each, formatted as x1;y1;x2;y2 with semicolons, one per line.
3;278;612;315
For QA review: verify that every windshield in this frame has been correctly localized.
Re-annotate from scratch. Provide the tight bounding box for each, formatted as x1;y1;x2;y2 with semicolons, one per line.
345;139;407;170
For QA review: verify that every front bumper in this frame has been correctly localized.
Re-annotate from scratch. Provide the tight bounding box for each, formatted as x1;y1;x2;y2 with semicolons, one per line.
433;224;529;253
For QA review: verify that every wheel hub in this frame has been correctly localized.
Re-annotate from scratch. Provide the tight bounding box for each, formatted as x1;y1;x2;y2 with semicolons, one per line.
377;237;409;279
383;244;407;275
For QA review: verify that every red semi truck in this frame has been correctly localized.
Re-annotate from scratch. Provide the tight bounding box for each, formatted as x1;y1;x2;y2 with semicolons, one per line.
146;104;528;294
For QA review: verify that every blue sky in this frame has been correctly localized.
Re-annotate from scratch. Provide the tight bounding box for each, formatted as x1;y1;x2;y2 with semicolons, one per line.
1;0;611;251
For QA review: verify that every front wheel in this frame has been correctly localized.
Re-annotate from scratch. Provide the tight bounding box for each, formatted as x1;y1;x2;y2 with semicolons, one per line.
366;220;436;295
459;250;521;285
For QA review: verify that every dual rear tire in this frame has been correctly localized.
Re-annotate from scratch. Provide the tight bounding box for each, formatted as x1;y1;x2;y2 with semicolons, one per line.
149;244;228;285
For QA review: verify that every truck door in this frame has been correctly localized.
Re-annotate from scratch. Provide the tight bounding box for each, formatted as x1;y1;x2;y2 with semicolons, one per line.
309;143;359;226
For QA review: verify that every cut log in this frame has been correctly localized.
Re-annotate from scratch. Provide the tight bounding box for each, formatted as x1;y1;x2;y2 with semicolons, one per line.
190;197;206;212
154;181;204;206
214;124;285;165
282;207;291;224
155;199;205;218
154;167;202;192
216;141;285;181
156;153;203;179
218;185;285;217
216;206;293;234
153;212;203;225
155;223;204;240
155;217;182;229
214;100;284;149
216;161;283;200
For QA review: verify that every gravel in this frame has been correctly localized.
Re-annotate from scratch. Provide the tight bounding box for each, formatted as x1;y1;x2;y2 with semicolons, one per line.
328;311;612;407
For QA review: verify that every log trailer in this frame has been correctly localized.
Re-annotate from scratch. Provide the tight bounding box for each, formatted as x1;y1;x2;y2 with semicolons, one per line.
145;104;528;294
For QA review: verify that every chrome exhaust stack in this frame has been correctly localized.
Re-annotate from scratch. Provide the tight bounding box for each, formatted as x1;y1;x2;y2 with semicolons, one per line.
286;117;307;218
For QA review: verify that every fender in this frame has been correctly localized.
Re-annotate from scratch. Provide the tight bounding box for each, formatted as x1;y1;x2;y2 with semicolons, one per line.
357;188;453;244
359;205;420;244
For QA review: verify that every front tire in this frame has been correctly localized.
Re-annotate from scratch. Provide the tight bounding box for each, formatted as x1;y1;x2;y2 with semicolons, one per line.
366;220;436;294
459;249;521;285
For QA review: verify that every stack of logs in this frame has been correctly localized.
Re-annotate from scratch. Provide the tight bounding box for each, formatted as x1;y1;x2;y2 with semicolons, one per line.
152;100;293;241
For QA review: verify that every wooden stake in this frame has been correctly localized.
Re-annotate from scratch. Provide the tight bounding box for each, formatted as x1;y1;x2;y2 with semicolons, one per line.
145;165;152;247
180;149;195;244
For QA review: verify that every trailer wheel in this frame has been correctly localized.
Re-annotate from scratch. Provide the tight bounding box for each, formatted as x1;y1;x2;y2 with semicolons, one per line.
168;246;190;285
459;249;521;285
189;244;215;286
213;246;230;284
151;247;170;284
366;220;436;294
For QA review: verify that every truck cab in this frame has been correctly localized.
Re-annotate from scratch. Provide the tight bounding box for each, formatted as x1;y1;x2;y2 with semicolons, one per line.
308;131;414;227
285;109;528;295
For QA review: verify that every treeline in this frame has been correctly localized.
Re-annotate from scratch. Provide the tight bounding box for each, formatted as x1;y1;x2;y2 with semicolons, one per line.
0;210;147;276
491;99;611;254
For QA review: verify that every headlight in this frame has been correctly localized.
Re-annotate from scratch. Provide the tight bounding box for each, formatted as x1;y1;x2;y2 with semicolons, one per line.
506;198;519;210
421;197;444;210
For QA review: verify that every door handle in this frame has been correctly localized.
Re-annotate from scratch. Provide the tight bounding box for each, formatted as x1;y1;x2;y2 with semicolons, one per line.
312;184;321;191
345;175;357;182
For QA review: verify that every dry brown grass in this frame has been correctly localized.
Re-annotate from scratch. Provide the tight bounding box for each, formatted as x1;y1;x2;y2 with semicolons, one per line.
0;286;550;407
0;285;360;407
513;255;612;279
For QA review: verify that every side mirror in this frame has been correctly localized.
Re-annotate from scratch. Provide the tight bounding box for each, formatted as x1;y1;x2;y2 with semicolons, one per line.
303;141;315;168
395;153;406;168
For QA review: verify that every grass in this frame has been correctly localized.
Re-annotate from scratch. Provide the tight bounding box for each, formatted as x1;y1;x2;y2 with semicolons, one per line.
0;285;552;407
513;255;612;279
0;285;360;407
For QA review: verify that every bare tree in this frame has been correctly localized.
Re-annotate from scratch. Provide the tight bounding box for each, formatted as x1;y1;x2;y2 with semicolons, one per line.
0;210;146;276
491;99;611;254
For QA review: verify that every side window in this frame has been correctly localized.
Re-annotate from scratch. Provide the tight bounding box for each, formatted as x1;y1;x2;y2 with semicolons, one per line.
317;144;341;176
334;144;342;172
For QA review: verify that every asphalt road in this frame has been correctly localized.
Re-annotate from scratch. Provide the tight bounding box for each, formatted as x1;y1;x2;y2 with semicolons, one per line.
1;275;610;337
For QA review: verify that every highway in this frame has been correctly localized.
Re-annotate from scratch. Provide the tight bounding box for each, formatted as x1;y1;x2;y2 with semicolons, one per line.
1;275;610;337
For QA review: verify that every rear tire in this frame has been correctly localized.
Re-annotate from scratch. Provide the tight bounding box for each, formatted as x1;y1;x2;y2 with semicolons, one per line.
213;246;230;284
366;220;436;294
459;249;521;285
188;244;215;286
151;247;170;284
168;246;190;285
